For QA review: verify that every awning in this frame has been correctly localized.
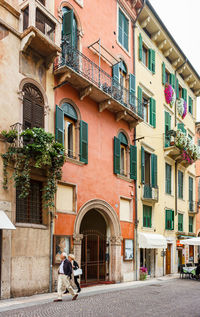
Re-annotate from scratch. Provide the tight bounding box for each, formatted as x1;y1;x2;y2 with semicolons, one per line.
0;210;16;230
139;232;167;249
180;237;200;246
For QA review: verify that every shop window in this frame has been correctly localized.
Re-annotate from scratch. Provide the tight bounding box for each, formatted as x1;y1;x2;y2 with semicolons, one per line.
118;8;129;51
141;147;157;188
56;184;76;213
114;132;137;180
138;86;156;127
165;163;171;194
189;216;193;233
16;180;42;224
165;209;174;230
23;83;44;129
120;198;132;222
143;205;152;228
36;8;55;41
178;213;183;232
139;33;155;74
178;170;183;199
55;104;88;163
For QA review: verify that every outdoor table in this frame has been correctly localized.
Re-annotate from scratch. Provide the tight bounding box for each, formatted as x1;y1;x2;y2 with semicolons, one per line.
183;266;197;276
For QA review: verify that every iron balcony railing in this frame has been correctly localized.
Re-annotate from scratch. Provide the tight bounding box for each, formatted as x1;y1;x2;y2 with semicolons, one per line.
54;44;144;120
188;200;200;214
142;184;158;201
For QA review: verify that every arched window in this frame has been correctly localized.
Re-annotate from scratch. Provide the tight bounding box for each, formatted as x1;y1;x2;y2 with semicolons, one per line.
22;83;44;129
118;132;128;175
62;102;78;158
62;7;78;49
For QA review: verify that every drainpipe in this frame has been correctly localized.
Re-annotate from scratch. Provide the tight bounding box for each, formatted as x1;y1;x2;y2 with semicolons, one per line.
49;211;54;292
132;0;146;281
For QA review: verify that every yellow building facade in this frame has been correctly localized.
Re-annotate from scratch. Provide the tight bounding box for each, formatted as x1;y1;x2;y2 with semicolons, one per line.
135;1;200;278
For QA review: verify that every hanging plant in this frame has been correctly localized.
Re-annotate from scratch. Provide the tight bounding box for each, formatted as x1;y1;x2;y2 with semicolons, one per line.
1;129;18;143
164;83;176;107
1;128;65;208
177;98;187;119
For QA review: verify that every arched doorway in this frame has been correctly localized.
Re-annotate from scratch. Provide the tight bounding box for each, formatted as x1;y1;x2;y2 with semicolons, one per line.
80;210;107;284
73;199;122;284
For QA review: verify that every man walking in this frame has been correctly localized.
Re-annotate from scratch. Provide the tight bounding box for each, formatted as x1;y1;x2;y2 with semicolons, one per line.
54;252;78;302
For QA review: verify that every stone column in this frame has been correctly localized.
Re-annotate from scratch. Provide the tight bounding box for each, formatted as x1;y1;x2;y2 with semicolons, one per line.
110;236;122;283
29;0;36;28
73;233;83;266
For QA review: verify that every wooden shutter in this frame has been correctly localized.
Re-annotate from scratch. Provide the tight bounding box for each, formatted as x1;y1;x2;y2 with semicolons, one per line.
151;50;155;74
182;88;187;102
162;62;166;85
188;96;193;114
129;73;135;107
114;137;120;174
55;105;64;145
151;154;157;188
165;111;171;147
123;14;129;51
63;10;74;45
33;103;44;128
176;78;179;97
165;209;173;230
137;86;143;117
150;98;156;128
80;120;88;163
130;145;137;180
189;177;193;202
177;123;186;135
23;97;32;129
139;33;143;61
171;210;174;230
170;73;175;89
141;146;145;184
148;49;152;71
178;171;183;199
118;9;123;45
112;63;119;87
165;163;171;194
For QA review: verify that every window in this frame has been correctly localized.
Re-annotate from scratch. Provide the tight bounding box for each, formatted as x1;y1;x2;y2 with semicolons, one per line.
178;213;183;232
177;123;186;135
23;6;29;31
162;63;179;95
120;198;132;222
178;170;183;199
165;209;174;230
138;86;156;127
118;9;129;51
16;180;42;224
189;216;193;233
36;9;55;41
165;163;171;194
23;83;44;129
189;176;193;211
141;147;157;188
62;7;78;49
56;184;75;213
165;69;170;84
55;104;88;163
139;34;155;74
164;111;171;147
38;0;45;5
143;205;152;228
188;96;193;115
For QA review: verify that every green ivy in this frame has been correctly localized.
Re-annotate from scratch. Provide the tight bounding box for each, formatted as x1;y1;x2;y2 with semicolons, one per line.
1;128;65;208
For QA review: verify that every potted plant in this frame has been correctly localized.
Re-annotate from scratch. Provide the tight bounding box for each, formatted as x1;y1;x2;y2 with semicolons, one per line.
139;267;148;280
1;129;17;143
20;129;34;143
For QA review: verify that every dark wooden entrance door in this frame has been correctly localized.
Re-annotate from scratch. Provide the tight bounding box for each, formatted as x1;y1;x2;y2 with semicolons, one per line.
166;243;171;274
81;230;106;284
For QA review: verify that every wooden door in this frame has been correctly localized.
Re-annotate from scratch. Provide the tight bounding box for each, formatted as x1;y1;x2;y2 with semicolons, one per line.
166;243;171;274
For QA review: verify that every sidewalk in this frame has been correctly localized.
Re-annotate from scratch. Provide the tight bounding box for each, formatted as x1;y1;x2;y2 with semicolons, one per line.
0;274;179;313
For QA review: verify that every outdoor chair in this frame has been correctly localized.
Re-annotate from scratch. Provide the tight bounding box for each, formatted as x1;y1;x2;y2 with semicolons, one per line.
179;265;185;279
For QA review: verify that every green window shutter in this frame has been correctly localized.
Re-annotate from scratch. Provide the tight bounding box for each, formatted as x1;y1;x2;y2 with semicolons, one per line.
151;154;157;188
171;210;174;230
182;88;187;102
188;96;193;114
139;33;143;61
165;111;171;147
123;14;129;51
165;209;173;230
129;73;135;107
143;205;152;228
176;78;179;98
119;9;128;50
118;9;123;45
150;98;156;128
165;210;169;230
170;73;175;89
165;163;171;194
141;146;145;184
130;145;137;180
138;86;143;117
80;120;88;163
112;63;119;87
62;10;74;45
189;177;193;202
151;50;155;74
189;216;193;233
178;171;183;199
162;62;166;85
148;49;152;71
177;123;186;135
114;137;120;174
178;214;183;232
55;105;64;145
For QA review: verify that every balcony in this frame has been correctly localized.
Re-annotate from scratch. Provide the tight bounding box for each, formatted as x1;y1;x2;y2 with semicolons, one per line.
54;45;144;129
141;184;159;202
164;130;200;167
188;201;200;214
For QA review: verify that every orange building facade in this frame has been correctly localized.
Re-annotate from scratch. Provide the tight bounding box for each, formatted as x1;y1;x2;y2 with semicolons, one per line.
53;0;143;284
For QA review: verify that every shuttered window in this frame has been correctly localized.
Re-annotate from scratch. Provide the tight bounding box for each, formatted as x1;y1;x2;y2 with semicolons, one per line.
162;62;166;85
169;73;175;89
129;73;135;107
177;123;186;135
141;147;157;187
143;205;152;228
23;84;44;129
178;170;183;199
62;8;77;49
16;180;42;224
165;163;171;194
150;97;156;128
178;213;183;232
130;145;137;180
189;216;193;233
165;209;174;230
182;88;187;102
148;49;155;74
165;111;171;147
118;9;129;51
188;96;193;114
80;120;88;163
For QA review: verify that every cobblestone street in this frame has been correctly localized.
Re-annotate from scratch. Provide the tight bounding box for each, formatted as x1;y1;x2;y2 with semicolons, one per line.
1;278;200;317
